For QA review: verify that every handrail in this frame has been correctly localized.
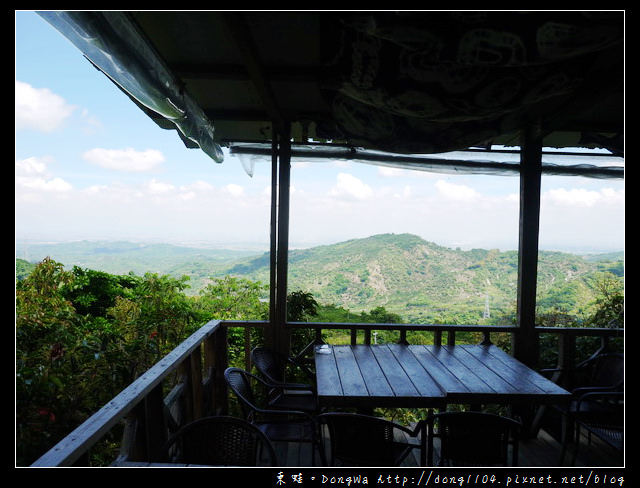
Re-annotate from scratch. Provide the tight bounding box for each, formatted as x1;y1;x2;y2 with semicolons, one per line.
290;322;518;345
28;320;622;467
31;320;223;467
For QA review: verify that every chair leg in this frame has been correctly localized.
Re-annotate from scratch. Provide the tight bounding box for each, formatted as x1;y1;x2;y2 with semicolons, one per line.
558;412;569;466
570;423;580;466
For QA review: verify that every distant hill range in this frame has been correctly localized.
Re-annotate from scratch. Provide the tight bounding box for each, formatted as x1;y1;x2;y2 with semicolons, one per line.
16;234;623;322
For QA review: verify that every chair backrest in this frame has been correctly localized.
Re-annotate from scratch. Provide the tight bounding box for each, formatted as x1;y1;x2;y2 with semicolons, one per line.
317;412;419;467
426;412;521;467
224;367;261;420
161;416;277;466
582;353;624;390
251;347;288;384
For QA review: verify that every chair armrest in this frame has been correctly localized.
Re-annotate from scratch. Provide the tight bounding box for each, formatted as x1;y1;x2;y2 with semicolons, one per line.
251;404;316;422
572;385;621;396
575;390;623;406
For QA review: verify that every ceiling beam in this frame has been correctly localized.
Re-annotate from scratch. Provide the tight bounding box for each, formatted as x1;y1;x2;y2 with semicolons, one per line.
220;12;287;134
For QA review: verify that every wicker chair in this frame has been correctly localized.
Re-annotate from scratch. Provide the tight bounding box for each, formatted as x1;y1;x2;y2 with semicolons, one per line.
224;367;317;463
160;416;277;466
573;391;623;461
544;352;624;465
424;411;522;467
250;347;318;413
317;412;423;467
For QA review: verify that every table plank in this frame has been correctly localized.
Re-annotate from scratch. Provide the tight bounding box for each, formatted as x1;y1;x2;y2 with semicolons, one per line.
333;345;369;398
352;345;395;398
384;344;445;400
449;345;520;394
464;345;570;399
408;345;472;395
315;344;570;410
314;345;343;403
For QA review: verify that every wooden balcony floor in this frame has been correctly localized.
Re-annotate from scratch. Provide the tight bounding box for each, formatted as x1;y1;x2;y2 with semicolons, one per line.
273;427;623;467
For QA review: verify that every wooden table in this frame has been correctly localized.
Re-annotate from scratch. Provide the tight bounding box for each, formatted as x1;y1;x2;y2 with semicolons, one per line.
314;343;570;410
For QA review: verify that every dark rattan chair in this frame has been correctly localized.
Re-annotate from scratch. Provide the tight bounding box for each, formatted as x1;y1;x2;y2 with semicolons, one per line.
424;411;522;467
542;352;624;465
572;390;623;463
250;347;318;413
160;416;278;466
317;412;423;467
224;367;317;463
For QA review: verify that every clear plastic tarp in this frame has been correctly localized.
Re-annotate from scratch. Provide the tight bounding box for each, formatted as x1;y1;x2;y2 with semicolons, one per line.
229;142;624;180
38;11;224;163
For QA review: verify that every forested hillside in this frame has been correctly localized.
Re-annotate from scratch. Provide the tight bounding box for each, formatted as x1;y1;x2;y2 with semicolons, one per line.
17;233;623;325
15;240;259;280
15;234;623;466
213;233;623;324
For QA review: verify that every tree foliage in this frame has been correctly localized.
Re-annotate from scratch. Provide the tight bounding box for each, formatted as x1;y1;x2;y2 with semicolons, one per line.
15;257;623;466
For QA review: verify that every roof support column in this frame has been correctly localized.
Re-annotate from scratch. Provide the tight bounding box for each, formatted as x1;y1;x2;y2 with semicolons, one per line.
513;122;542;368
267;127;292;356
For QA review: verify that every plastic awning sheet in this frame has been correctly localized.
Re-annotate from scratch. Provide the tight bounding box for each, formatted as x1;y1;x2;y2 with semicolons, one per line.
38;11;224;163
228;142;624;179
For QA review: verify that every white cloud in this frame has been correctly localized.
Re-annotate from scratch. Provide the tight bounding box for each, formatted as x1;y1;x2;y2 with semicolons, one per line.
329;173;373;200
144;178;175;195
82;148;166;172
15;157;73;194
543;187;624;208
15;156;49;178
377;166;407;178
224;183;244;197
15;81;77;132
435;179;480;201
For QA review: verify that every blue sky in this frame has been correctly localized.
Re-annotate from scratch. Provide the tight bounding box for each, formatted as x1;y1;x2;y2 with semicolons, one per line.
15;11;624;253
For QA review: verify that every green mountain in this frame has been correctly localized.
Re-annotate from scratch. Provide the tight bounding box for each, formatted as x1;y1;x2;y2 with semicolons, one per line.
17;234;622;323
15;240;259;279
212;234;623;323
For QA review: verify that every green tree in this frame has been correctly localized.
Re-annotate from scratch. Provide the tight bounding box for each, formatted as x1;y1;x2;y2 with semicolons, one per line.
287;290;319;322
196;276;269;321
108;273;197;374
62;266;136;318
363;306;402;324
287;290;319;353
586;273;624;328
16;258;92;465
196;276;269;364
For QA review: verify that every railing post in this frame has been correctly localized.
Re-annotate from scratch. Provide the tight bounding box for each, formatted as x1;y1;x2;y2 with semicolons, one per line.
557;330;577;389
480;330;493;345
190;347;203;420
364;329;372;345
203;333;215;415
145;383;167;461
398;329;408;345
447;330;456;346
212;326;229;415
178;358;193;424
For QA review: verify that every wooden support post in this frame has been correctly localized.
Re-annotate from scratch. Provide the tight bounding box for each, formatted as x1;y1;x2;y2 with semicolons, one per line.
267;127;292;357
268;137;278;350
512;123;543;439
513;123;543;369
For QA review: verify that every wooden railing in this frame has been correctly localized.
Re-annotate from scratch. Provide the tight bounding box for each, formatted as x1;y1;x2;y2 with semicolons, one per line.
29;320;623;467
31;319;229;467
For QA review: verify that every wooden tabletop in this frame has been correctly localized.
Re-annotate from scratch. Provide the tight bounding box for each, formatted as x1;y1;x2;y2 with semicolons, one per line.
314;344;570;409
